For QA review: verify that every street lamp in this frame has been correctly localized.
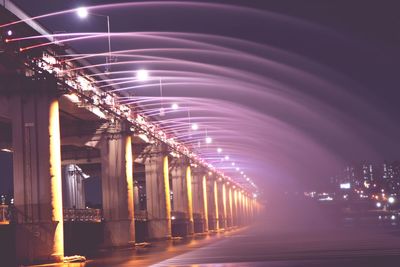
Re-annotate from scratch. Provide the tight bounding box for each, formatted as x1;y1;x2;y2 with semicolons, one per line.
205;136;212;144
191;123;199;131
171;103;179;110
136;69;149;81
76;7;113;72
217;148;222;153
77;7;89;18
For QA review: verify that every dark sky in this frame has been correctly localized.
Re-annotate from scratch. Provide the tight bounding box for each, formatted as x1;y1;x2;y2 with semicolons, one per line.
5;0;400;195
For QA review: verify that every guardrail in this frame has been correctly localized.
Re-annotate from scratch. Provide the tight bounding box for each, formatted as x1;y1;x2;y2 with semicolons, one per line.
63;208;102;223
135;210;148;221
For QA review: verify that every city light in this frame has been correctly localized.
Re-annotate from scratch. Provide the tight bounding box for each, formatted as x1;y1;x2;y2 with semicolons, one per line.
76;7;89;18
376;202;382;208
217;148;222;153
388;197;395;204
205;136;212;144
6;30;12;36
191;123;199;131
225;155;229;160
231;162;235;166
136;69;149;81
171;103;179;110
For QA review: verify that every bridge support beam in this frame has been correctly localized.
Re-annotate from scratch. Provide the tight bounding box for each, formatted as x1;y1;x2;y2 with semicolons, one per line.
226;186;233;228
170;157;194;236
192;168;208;233
217;180;227;229
101;123;135;247
207;178;219;231
232;189;238;227
9;77;64;265
145;144;171;240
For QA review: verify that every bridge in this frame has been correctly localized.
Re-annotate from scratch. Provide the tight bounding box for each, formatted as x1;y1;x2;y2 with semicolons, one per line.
0;1;260;265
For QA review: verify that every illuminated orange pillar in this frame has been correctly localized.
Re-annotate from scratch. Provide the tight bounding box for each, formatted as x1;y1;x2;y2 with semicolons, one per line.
101;123;135;247
192;168;208;232
244;194;249;224
170;157;194;235
145;143;171;240
11;78;64;265
217;179;227;229
227;185;233;228
207;176;219;231
202;175;209;231
238;191;243;226
233;189;238;226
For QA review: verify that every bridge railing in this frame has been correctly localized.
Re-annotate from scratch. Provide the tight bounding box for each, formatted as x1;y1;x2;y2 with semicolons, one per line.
135;210;148;221
0;204;10;225
63;208;102;223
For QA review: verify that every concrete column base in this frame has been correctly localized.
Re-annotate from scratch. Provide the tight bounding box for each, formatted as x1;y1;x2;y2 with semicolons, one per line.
15;222;63;265
148;219;171;240
208;218;219;231
103;220;135;248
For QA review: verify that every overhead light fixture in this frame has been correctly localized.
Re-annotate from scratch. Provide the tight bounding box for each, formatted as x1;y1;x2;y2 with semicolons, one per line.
191;123;199;130
76;7;89;18
136;69;149;81
171;103;179;110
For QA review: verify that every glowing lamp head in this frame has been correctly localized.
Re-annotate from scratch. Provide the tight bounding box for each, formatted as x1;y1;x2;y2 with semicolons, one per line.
6;30;12;36
205;136;212;144
376;202;382;208
217;148;222;153
171;103;179;110
231;162;235;166
388;196;395;204
224;155;229;160
136;69;149;81
77;7;89;18
191;123;199;131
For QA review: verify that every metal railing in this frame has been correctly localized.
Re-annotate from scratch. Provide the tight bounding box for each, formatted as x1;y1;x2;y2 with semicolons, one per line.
135;210;148;221
63;208;102;223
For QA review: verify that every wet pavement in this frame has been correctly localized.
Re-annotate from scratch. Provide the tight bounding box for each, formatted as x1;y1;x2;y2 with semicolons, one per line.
34;199;400;267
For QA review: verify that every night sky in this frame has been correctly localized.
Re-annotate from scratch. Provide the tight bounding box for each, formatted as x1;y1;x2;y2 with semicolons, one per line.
3;0;400;197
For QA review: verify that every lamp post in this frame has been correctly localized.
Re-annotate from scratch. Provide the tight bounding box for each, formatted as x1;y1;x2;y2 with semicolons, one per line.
77;7;113;72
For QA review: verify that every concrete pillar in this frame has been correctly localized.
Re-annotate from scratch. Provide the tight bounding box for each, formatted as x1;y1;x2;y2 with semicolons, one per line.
101;123;135;247
145;143;171;240
207;178;219;231
191;168;208;233
237;191;243;226
217;179;227;229
227;186;233;228
170;157;194;235
243;194;248;225
233;189;238;226
63;164;86;209
10;77;64;264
